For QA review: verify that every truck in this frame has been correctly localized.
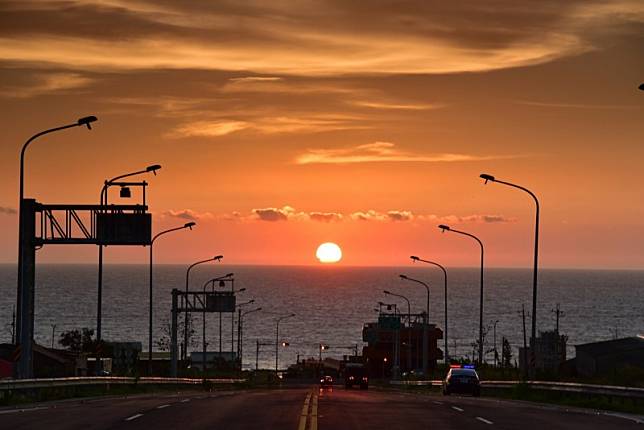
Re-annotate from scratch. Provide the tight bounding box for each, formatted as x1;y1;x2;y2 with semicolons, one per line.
344;362;368;389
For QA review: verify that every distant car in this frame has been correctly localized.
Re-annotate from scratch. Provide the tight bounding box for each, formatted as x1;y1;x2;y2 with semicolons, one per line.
344;363;368;390
320;375;334;388
442;365;480;397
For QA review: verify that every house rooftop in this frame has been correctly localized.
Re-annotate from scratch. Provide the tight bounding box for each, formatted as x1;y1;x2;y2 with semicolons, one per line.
575;336;644;357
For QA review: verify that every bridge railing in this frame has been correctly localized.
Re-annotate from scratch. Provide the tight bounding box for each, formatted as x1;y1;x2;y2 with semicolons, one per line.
0;376;246;391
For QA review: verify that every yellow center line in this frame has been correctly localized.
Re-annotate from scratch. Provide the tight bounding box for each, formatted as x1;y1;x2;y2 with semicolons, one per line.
298;392;312;430
309;392;318;430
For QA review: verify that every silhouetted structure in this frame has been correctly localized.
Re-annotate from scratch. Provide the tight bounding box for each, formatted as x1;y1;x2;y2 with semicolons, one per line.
574;336;644;377
362;312;442;377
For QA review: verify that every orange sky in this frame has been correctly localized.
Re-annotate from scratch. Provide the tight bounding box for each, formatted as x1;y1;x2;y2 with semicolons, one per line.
0;1;643;268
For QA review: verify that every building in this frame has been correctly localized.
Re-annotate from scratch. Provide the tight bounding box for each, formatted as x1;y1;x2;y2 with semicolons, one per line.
519;330;567;373
362;312;442;378
574;336;644;377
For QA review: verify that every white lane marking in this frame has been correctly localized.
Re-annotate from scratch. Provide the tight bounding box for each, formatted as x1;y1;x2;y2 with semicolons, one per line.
451;406;464;412
433;401;444;405
156;404;171;409
476;417;493;425
125;413;143;421
604;412;644;425
0;406;49;415
180;399;190;403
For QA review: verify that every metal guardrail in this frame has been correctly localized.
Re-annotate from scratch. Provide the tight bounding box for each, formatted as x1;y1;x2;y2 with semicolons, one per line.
0;377;246;391
390;379;644;399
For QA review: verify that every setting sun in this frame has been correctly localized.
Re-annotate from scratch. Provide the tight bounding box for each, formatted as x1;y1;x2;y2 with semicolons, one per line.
316;242;342;264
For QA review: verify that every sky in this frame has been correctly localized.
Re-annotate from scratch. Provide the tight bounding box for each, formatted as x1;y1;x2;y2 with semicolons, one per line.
0;0;643;268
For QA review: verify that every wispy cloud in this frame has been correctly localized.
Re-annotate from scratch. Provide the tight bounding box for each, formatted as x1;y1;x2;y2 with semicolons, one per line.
0;72;94;98
296;142;517;165
1;1;640;75
170;115;366;138
516;100;641;110
350;101;443;110
252;206;297;222
0;206;17;215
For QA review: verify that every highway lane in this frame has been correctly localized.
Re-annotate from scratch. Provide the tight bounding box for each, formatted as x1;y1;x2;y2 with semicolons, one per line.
0;386;642;429
317;387;644;429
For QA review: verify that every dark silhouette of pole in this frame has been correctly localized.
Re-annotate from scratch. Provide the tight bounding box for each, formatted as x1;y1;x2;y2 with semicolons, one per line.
384;290;412;371
410;255;450;366
438;224;485;365
184;256;222;361
400;273;431;374
149;222;194;375
492;319;499;367
240;307;261;368
201;273;233;375
235;299;253;359
16;115;97;378
480;173;540;373
275;314;295;374
99;163;161;374
521;304;528;379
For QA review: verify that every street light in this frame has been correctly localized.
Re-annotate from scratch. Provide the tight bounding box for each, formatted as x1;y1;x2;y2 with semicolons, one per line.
409;255;449;366
97;164;162;368
184;256;223;360
239;307;261;367
16;116;97;378
480;173;540;372
201;273;233;363
400;273;432;374
148;221;195;375
275;313;295;374
438;224;485;365
384;290;412;371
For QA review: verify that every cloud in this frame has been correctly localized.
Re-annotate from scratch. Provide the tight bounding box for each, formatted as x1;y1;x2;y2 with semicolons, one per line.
252;206;296;222
309;212;343;222
435;214;517;224
0;72;94;98
295;142;517;164
170;115;366;137
0;206;17;215
516;100;641;110
350;210;388;222
350;101;442;110
0;1;641;75
387;211;414;222
162;209;212;221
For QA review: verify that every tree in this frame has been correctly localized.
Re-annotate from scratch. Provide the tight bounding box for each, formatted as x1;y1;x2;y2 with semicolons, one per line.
59;328;97;353
502;337;513;368
156;313;198;352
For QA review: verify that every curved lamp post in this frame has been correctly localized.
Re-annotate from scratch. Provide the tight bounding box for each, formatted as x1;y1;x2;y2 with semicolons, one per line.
201;272;232;370
400;273;432;374
438;224;485;365
275;314;295;374
410;256;449;365
97;163;161;365
184;256;223;360
239;307;262;368
480;173;540;372
384;290;412;371
16;116;97;378
148;221;195;375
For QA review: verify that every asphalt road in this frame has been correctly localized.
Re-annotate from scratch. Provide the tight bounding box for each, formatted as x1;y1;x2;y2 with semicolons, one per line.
0;386;642;429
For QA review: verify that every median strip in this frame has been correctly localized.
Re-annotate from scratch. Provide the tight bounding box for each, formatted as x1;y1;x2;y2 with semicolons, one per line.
298;392;312;430
310;392;318;430
476;417;493;424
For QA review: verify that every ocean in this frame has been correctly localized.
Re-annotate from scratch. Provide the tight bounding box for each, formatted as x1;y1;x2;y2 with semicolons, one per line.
0;264;642;369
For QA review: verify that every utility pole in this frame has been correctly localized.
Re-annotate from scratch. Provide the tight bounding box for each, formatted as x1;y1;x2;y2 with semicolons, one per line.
11;305;16;344
551;304;564;333
521;304;528;378
50;324;56;349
